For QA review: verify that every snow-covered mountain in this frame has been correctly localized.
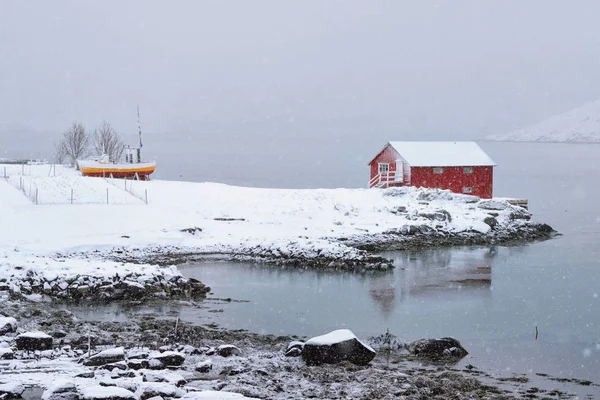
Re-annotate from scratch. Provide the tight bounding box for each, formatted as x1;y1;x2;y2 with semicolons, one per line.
486;99;600;143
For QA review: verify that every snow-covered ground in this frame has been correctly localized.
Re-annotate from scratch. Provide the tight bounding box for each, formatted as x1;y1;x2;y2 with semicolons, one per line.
1;163;542;298
485;99;600;143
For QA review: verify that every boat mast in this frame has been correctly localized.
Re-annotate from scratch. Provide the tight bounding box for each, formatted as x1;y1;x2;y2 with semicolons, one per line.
137;106;142;163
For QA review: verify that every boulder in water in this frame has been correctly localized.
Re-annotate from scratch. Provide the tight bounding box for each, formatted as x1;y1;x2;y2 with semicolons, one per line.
408;337;468;361
302;329;376;366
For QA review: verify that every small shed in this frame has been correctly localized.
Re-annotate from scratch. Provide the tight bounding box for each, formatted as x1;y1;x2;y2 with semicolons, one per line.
368;141;496;198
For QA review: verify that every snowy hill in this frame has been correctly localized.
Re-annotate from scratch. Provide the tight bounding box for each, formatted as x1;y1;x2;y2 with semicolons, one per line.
486;99;600;143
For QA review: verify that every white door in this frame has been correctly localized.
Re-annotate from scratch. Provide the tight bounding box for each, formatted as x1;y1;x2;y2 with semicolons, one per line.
395;160;403;182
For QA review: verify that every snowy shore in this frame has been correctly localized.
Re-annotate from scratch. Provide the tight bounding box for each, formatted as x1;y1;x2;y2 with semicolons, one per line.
2;298;582;400
1;163;555;301
0;164;572;398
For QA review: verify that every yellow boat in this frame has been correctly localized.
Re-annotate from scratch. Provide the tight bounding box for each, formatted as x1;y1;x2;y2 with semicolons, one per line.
77;158;156;180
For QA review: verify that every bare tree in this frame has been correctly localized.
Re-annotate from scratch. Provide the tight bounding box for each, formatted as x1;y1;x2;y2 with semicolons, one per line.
61;122;90;167
53;140;68;164
92;121;125;163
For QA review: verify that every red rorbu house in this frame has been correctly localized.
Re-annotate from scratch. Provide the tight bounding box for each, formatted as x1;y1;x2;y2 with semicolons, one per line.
368;141;496;199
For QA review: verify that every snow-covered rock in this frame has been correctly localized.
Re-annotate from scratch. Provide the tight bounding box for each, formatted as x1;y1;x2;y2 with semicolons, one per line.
15;331;53;350
135;382;185;399
0;317;17;335
80;386;136;400
284;341;304;357
195;359;213;373
216;345;241;358
84;347;125;366
302;329;376;366
41;379;78;400
149;350;185;366
0;347;13;359
0;383;25;398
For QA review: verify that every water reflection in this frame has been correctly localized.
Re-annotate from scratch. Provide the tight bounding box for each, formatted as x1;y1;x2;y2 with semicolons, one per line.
366;247;496;317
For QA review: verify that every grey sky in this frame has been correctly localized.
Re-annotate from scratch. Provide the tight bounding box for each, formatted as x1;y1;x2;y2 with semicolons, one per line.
2;1;600;162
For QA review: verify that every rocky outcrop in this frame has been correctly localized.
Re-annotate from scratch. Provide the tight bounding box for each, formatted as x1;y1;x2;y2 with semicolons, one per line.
6;271;210;304
302;329;376;366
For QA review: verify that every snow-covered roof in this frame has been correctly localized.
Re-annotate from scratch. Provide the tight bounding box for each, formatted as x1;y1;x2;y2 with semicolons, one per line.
379;141;495;167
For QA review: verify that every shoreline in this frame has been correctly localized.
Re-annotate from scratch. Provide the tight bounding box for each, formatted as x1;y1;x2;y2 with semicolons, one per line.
0;296;593;399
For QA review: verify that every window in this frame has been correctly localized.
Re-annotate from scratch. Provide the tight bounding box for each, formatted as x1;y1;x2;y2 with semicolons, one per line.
462;187;473;193
463;167;473;174
433;167;443;174
378;163;389;174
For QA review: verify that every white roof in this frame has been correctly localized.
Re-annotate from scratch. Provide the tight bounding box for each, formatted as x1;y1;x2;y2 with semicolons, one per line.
386;141;496;167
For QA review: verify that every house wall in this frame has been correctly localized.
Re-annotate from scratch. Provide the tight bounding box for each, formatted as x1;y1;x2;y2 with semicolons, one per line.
410;166;493;198
369;145;402;186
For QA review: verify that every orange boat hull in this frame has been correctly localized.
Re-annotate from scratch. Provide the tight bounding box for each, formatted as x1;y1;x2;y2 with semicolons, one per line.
77;160;156;180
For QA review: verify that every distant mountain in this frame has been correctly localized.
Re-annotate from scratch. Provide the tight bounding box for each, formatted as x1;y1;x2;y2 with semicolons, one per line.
486;100;600;143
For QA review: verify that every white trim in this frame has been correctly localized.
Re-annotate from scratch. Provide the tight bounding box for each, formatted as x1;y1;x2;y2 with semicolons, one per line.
378;163;390;174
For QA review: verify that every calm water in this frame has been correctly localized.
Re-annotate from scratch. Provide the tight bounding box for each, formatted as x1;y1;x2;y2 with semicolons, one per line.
75;142;600;396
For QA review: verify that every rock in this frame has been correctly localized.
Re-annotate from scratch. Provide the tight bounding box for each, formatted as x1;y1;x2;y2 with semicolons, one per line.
0;383;25;398
216;344;241;357
127;359;149;370
285;341;304;357
149;350;185;366
50;330;68;339
418;210;452;222
75;371;95;378
477;200;508;211
205;347;216;356
127;350;148;360
483;216;497;229
135;383;184;400
0;317;18;335
302;329;376;366
15;331;53;351
509;208;532;220
99;361;128;371
83;347;125;366
41;380;78;400
195;359;213;373
80;386;136;400
148;358;165;370
0;347;14;359
219;366;249;376
408;337;468;360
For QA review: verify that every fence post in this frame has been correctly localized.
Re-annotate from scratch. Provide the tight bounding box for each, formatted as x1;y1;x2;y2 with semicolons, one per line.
35;188;38;205
106;188;109;204
145;189;148;205
71;188;73;204
124;177;127;191
3;166;5;178
19;176;22;190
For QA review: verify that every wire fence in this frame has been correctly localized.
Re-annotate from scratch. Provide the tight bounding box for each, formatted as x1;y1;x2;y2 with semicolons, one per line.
2;163;148;205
